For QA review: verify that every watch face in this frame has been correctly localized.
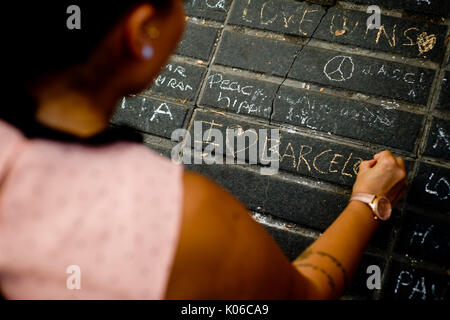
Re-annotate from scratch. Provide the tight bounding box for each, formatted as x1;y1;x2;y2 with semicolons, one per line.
376;197;392;221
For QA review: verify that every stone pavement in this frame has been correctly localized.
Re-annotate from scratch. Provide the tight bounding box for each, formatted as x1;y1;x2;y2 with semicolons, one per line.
111;0;450;300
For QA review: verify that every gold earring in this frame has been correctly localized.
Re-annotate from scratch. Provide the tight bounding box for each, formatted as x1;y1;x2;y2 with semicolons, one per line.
147;26;160;39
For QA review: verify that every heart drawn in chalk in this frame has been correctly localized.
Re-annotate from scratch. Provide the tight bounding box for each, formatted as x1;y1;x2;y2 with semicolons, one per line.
416;32;436;55
225;125;258;158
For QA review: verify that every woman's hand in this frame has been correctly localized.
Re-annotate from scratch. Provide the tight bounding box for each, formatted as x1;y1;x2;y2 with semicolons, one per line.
352;150;408;207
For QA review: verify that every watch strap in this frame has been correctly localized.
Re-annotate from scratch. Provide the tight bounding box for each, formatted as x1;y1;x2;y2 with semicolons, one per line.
350;193;376;204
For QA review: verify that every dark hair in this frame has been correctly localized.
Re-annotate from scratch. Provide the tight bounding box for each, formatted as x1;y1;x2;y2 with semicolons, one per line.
1;1;173;136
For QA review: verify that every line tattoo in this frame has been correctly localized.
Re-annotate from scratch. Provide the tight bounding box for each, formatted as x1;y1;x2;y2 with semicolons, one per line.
293;263;336;292
316;251;349;287
297;249;313;260
294;249;349;287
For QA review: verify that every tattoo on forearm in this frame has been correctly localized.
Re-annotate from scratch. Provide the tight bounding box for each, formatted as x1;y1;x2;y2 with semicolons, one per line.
293;263;336;292
297;249;313;260
294;249;349;287
316;251;349;287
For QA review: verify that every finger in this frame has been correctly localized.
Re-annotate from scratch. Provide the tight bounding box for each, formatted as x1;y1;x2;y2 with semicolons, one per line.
359;159;377;172
374;150;394;162
367;159;377;168
379;152;401;170
395;157;405;170
373;151;383;160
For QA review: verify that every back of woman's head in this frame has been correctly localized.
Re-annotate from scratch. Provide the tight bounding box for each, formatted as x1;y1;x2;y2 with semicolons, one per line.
2;0;179;134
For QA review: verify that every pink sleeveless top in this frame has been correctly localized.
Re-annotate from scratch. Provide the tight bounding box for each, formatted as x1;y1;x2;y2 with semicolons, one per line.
0;120;184;299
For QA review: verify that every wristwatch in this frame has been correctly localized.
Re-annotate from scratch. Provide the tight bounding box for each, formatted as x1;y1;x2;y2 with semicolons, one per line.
349;193;392;221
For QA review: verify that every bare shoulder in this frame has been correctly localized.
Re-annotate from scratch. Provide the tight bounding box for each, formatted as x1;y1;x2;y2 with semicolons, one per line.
164;170;302;299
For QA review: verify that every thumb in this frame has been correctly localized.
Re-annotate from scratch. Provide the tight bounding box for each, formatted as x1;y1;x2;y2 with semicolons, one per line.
359;159;377;172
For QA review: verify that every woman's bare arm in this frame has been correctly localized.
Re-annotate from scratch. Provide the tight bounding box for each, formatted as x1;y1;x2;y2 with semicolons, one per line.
164;170;306;299
291;151;407;299
164;151;407;299
290;201;384;299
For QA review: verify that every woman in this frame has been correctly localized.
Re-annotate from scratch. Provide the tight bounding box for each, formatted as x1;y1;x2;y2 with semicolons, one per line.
0;0;407;299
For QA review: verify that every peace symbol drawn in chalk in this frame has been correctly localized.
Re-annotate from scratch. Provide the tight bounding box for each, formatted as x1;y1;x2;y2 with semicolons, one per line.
323;55;355;82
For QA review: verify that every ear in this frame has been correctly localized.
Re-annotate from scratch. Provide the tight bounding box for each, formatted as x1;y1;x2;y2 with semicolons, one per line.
124;3;157;61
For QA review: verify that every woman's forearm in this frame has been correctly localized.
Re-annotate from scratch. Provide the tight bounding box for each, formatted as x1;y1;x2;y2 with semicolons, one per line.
291;200;380;299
